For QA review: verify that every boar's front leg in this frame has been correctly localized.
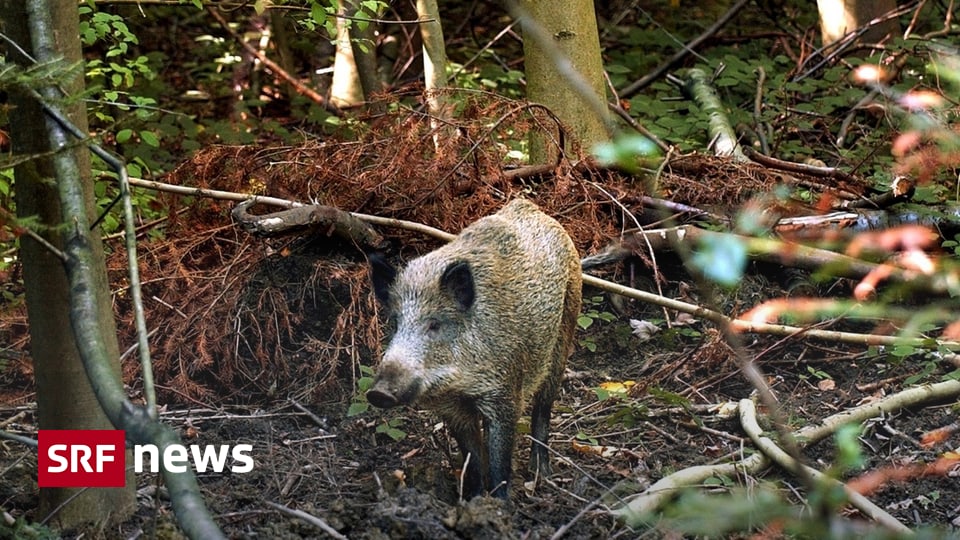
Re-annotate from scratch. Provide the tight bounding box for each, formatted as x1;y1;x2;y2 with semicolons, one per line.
443;409;485;500
481;397;518;499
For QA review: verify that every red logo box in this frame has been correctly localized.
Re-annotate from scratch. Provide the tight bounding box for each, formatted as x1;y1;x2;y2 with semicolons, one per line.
38;430;126;488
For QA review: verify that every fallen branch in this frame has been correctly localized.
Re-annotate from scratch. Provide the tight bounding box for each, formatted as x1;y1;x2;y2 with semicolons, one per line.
582;273;960;351
680;68;748;162
230;198;385;250
585;224;960;297
738;399;912;534
610;454;768;523
742;146;860;185
794;379;960;446
612;379;960;525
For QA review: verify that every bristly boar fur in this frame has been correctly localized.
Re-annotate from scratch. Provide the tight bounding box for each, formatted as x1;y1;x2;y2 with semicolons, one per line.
366;198;582;500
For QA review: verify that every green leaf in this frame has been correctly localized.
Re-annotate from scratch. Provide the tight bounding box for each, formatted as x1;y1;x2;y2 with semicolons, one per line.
691;234;747;286
577;315;594;330
592;133;659;173
310;2;327;26
834;423;865;471
139;131;160;147
376;423;406;441
116;129;133;143
347;401;369;416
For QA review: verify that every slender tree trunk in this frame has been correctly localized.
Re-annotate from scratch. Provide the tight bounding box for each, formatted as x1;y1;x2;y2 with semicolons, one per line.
332;0;382;109
519;0;609;164
415;0;456;148
330;3;365;108
416;0;448;112
3;0;135;529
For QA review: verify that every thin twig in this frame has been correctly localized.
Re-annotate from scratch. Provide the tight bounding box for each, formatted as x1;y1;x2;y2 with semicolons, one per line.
264;501;348;540
207;6;341;115
618;0;751;98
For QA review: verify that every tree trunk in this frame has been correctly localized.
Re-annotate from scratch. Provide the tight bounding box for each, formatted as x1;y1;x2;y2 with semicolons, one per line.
519;0;609;164
816;0;900;49
330;4;365;108
3;0;135;529
332;0;382;108
416;0;448;108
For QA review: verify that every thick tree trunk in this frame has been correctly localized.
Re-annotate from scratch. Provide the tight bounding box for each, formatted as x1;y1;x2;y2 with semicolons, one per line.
519;0;609;164
3;0;135;529
816;0;900;49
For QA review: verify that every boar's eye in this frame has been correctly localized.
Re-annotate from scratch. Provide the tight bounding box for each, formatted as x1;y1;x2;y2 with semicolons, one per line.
425;317;442;335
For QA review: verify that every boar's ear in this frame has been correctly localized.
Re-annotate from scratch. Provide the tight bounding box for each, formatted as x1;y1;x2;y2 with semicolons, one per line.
368;252;397;305
440;260;475;311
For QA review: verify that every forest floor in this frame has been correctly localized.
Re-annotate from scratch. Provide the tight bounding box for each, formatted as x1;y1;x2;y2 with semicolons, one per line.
1;283;958;538
1;132;959;538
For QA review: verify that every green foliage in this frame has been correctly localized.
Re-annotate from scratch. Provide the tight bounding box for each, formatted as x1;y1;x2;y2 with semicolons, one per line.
647;387;691;409
650;487;791;536
375;417;406;441
347;364;375;417
690;232;747;287
577;295;616;330
801;365;831;381
903;359;938;385
592;133;660;173
604;400;647;429
574;431;598;446
577;295;616;352
298;0;338;37
349;364;406;440
448;61;525;100
833;423;865;472
80;7;155;90
0;516;61;540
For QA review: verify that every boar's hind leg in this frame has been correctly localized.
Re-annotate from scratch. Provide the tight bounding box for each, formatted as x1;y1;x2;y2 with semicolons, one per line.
445;412;485;500
529;376;558;478
483;399;518;499
530;274;582;478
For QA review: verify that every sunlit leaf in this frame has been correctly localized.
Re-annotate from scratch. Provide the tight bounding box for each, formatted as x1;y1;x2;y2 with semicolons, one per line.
691;234;747;286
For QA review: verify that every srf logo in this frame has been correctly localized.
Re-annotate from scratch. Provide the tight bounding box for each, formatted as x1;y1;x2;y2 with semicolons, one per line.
38;430;126;488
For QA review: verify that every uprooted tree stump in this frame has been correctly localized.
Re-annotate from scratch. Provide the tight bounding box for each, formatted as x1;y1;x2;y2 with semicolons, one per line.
240;251;378;401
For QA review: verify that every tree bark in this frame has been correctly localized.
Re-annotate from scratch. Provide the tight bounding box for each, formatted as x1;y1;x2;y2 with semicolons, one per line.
3;0;135;528
519;0;609;164
330;2;365;108
416;0;454;144
816;0;900;49
332;0;382;108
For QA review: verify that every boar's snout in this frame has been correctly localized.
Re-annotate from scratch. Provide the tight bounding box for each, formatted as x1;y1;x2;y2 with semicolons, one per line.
366;363;422;409
366;387;399;408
